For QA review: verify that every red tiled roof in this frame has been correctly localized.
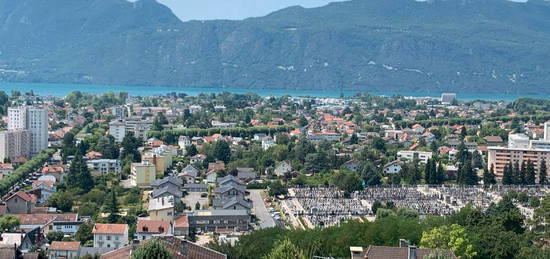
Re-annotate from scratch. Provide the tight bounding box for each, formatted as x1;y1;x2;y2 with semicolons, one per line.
42;166;65;174
364;246;456;259
136;220;170;234
50;241;80;251
175;216;189;228
6;191;35;203
92;223;128;234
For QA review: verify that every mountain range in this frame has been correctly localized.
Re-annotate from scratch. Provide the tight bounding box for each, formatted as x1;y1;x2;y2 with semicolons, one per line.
1;0;550;94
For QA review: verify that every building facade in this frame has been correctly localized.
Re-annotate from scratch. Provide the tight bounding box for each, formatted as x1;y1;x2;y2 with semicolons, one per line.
8;107;48;155
0;130;30;161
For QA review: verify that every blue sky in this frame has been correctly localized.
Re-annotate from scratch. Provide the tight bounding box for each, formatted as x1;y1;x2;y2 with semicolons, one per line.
157;0;347;21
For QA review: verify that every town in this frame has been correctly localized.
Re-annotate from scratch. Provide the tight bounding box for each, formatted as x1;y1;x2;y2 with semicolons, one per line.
0;90;549;258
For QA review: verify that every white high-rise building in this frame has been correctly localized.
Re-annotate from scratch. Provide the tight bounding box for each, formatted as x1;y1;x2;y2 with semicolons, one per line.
0;130;31;162
8;107;48;155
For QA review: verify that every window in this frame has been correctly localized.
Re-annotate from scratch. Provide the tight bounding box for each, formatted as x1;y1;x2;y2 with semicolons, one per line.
106;236;111;241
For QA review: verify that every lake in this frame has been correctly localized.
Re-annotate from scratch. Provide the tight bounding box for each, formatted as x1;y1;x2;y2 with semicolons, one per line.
0;82;548;101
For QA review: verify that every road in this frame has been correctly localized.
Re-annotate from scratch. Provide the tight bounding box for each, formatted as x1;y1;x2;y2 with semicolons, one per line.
249;190;276;229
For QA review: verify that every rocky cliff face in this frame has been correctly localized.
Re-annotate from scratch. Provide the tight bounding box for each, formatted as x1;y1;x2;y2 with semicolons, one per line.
1;0;549;93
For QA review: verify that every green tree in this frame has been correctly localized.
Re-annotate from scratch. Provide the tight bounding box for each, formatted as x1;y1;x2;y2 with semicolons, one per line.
483;164;497;185
186;144;198;157
263;238;306;259
540;159;547;185
66;146;94;193
105;189;120;223
47;191;74;212
0;215;20;232
420;224;477;258
131;239;173;259
525;160;536;185
502;163;513;185
46;231;65;243
75;222;93;245
213;140;231;163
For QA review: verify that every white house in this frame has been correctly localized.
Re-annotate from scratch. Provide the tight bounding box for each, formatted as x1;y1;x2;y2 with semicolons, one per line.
92;224;128;249
397;151;433;164
274;161;292;177
135;219;172;241
383;161;402;174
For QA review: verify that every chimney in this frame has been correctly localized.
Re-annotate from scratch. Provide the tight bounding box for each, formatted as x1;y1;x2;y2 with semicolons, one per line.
408;246;417;259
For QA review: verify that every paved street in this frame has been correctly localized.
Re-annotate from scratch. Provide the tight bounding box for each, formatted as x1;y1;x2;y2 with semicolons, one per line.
249;189;276;229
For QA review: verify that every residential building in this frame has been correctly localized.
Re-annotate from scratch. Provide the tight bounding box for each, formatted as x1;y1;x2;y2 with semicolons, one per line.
0;130;31;162
397;151;433;163
108;121;126;143
508;133;530;149
111;106;125;120
8;107;48;155
151;176;183;190
148;196;175;222
130;161;156;187
383;161;402;174
441;93;457;104
92;224;129;249
5;191;35;214
174;216;189;237
274;161;292;177
183;183;208;193
86;159;122;176
142;145;176;175
350;245;456;259
188;210;250;233
49;241;81;259
135;219;172;241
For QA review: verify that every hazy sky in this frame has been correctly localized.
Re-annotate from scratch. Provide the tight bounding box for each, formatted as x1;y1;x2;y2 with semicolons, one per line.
156;0;347;21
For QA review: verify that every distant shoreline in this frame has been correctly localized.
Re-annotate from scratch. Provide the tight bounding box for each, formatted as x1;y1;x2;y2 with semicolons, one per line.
0;81;548;102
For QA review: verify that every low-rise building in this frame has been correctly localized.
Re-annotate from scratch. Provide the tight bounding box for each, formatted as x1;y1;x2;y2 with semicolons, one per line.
86;159;122;176
188;210;250;233
135;219;172;241
92;224;129;249
397;151;433;163
49;241;81;259
148;196;175;222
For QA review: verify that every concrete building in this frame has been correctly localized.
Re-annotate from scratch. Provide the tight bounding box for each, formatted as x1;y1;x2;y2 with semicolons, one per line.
49;241;81;259
86;159;122;176
508;134;530;149
0;130;30;161
188;210;250;233
142;145;176;175
108;121;126;143
135;219;172;241
148;196;175;222
8;107;48;155
92;224;129;249
545;122;550;142
130;161;156;187
111;106;125;120
441;93;457;104
397;151;433;163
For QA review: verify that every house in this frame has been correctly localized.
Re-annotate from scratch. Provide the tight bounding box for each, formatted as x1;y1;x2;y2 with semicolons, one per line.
181;165;199;177
274;161;292;177
5;191;36;214
30;180;55;204
183;183;208;193
151;177;183;190
15;213;79;234
214;183;246;200
49;241;81;259
212;196;251;211
0;227;43;252
135;220;172;241
41;166;65;182
383;161;402;174
342;159;360;173
206;171;218;184
92;224;129;249
190;154;207;164
236;168;256;182
178;136;191;150
151;185;182;201
148;196;175;222
174;216;189;237
397;151;433;164
0;163;14;176
188;210;250;233
86;159;122;176
217;175;244;187
483;136;504;146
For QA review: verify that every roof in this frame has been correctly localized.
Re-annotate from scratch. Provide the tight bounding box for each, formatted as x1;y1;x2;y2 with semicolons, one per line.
41;166;64;174
92;224;128;235
15;213;78;226
483;136;504;143
192;209;249;217
217;175;244;186
151;177;183;188
364;246;456;259
5;191;35;203
215;183;246;195
136;220;170;234
50;241;80;251
151;185;182;199
148;196;175;211
174;216;189;228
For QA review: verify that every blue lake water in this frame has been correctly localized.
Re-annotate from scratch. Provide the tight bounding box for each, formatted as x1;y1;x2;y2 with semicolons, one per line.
0;82;548;101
